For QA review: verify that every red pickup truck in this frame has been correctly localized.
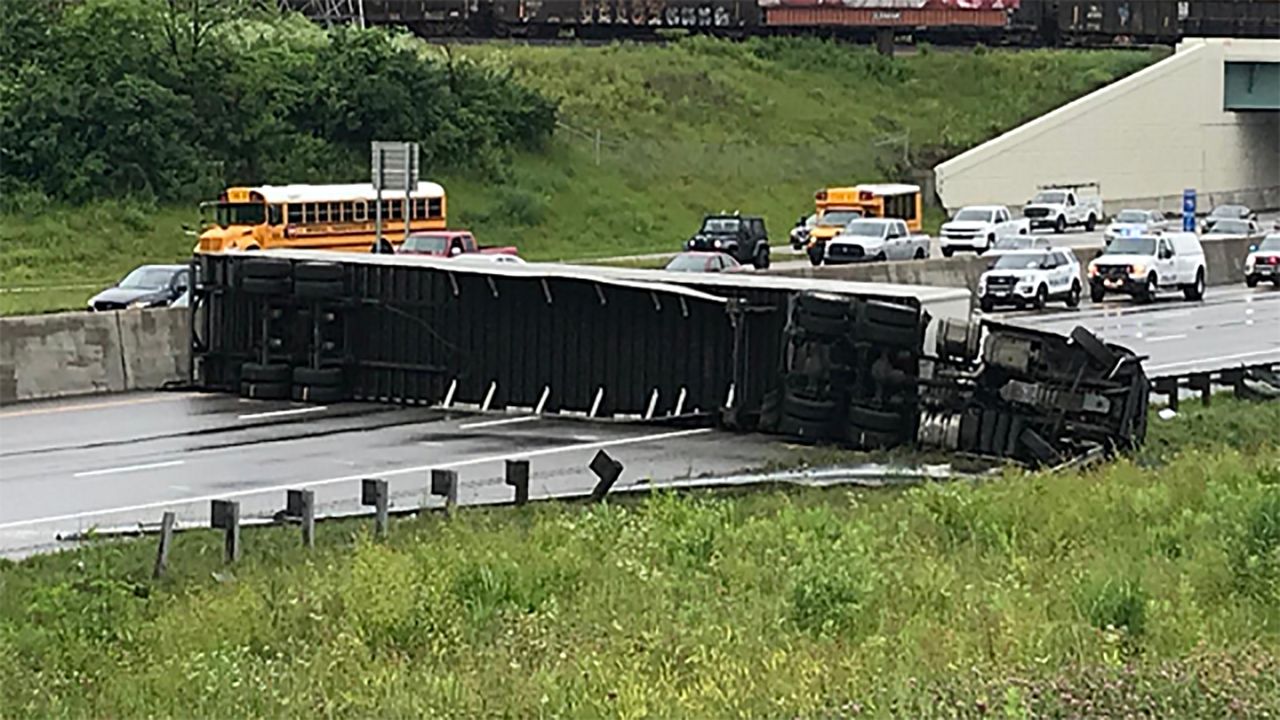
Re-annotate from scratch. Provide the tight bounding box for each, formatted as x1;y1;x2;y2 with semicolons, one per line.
397;231;518;258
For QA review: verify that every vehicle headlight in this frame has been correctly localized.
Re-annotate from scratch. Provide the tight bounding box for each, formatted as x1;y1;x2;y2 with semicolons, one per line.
1088;264;1099;277
1129;264;1146;277
713;239;722;249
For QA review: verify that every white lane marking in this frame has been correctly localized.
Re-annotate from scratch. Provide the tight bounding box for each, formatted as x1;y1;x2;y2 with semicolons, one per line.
1143;334;1188;343
73;460;185;478
238;406;327;421
1148;349;1280;374
0;427;714;530
458;416;539;430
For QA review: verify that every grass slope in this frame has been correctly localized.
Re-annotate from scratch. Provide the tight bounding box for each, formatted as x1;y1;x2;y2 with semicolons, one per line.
0;41;1159;314
1;399;1277;717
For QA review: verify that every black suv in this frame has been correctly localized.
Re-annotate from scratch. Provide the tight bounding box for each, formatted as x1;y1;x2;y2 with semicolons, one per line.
685;214;770;269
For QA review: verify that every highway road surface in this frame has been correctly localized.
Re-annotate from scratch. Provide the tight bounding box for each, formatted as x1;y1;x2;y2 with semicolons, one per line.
2;276;1274;558
995;284;1280;376
0;395;785;557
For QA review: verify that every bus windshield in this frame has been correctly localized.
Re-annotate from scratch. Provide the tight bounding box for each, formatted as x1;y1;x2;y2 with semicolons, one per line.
817;210;863;227
213;202;266;227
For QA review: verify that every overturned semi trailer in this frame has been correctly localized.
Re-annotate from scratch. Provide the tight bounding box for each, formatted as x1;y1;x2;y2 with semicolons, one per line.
190;251;1147;464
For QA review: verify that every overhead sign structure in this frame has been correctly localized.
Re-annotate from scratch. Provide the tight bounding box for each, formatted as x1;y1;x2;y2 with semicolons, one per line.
370;141;420;252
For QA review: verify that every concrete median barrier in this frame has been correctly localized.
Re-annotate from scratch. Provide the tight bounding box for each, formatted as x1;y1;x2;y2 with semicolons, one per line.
0;308;189;405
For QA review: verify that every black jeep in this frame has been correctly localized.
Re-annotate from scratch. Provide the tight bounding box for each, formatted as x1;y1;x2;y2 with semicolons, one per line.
685;214;771;269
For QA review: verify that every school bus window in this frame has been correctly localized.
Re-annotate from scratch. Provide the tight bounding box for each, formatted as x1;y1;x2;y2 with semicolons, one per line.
287;204;302;224
339;202;352;222
429;198;442;218
268;205;283;225
353;201;367;222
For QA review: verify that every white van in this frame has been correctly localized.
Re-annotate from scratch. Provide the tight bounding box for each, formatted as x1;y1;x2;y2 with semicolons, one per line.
1086;232;1206;303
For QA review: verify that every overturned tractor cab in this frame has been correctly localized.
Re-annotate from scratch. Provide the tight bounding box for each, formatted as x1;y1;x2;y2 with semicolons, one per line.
758;291;1149;465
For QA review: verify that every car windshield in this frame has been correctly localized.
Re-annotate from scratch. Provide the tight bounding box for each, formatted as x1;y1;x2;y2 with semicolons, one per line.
817;210;862;227
1032;191;1066;204
840;220;886;238
1104;237;1157;256
1210;205;1247;218
119;267;175;290
403;234;449;253
666;254;709;272
701;218;740;233
992;236;1036;251
1207;219;1249;235
954;208;995;222
1259;237;1280;251
1115;210;1148;223
992;253;1049;270
211;202;266;227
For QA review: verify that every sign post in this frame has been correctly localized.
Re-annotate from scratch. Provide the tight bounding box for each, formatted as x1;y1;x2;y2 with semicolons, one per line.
1182;188;1197;232
371;141;420;253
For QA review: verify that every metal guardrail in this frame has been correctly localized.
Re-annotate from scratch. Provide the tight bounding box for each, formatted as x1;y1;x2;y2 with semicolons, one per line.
1150;360;1280;410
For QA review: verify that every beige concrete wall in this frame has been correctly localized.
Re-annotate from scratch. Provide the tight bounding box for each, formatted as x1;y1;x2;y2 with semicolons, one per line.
935;39;1280;215
0;308;189;404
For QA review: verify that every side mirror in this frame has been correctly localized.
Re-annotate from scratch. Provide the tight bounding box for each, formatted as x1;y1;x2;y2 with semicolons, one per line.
449;246;463;257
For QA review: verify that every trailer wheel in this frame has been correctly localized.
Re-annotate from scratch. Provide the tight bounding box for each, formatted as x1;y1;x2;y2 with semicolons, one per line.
241;277;291;295
292;367;343;387
291;384;345;404
241;362;291;384
240;380;289;400
847;403;908;434
294;261;344;282
294;279;344;299
241;258;291;279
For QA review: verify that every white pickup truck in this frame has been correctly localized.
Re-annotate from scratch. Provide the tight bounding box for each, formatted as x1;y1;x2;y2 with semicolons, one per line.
939;205;1030;256
1022;183;1103;234
823;218;930;265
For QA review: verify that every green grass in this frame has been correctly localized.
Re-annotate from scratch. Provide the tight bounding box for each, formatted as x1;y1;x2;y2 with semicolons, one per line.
0;40;1159;315
1;398;1277;718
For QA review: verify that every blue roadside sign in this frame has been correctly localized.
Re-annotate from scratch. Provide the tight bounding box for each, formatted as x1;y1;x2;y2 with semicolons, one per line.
1182;189;1196;232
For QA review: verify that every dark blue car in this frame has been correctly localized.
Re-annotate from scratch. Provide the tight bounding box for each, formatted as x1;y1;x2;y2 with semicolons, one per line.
88;264;189;311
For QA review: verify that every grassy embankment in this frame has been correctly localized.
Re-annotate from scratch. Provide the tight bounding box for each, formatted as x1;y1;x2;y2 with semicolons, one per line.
1;398;1278;717
0;40;1159;315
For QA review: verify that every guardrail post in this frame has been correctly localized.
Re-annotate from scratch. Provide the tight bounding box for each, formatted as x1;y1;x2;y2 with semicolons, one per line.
210;500;240;564
1189;373;1212;406
1155;377;1179;411
287;489;316;549
505;459;530;506
431;469;459;515
152;511;176;579
361;479;389;539
588;450;623;503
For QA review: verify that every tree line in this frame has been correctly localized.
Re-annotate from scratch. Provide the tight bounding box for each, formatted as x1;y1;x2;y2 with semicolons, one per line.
0;0;558;204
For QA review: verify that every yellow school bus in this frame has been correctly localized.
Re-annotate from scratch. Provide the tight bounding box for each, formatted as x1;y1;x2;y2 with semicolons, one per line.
808;183;924;247
197;183;447;253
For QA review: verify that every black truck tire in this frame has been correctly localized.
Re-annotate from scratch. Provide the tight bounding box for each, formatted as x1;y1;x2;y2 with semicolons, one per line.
241;362;291;384
241;258;291;279
847;403;907;434
754;245;770;270
292;367;343;387
797;291;852;319
291;384;345;404
294;279;344;299
861;300;919;328
783;391;837;423
241;277;291;295
240;380;289;400
294;261;344;282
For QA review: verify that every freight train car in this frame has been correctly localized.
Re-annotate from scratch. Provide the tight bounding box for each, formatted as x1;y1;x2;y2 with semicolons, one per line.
281;0;1280;45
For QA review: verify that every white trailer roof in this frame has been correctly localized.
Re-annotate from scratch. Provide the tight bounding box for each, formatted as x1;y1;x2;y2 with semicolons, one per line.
235;182;445;204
